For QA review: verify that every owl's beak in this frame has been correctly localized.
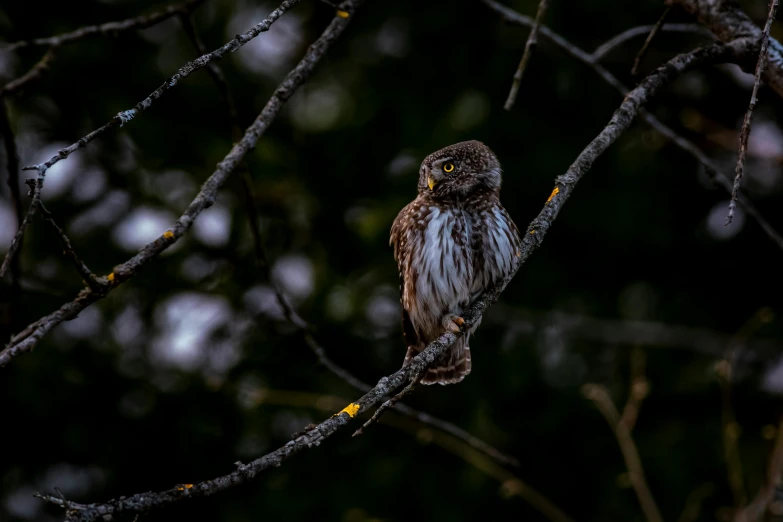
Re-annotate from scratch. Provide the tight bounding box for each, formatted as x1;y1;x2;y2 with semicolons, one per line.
427;176;436;190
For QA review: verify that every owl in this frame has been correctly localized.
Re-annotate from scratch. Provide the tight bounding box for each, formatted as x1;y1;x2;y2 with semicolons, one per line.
390;140;521;385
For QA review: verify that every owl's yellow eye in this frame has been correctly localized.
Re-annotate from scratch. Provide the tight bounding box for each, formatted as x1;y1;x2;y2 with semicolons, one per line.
443;163;455;173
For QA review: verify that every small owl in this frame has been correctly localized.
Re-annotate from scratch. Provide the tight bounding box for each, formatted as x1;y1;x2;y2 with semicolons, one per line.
390;141;521;385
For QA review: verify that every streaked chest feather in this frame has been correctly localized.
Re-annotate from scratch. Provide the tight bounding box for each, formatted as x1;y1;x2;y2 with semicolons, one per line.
408;205;517;314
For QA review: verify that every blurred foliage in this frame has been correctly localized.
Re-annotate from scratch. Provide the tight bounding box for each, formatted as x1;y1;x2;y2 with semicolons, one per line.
1;0;783;520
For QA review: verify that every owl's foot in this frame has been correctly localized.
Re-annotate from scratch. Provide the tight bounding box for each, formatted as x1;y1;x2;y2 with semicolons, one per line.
442;314;465;333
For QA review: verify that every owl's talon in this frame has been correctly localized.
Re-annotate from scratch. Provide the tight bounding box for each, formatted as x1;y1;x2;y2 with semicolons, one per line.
442;314;465;333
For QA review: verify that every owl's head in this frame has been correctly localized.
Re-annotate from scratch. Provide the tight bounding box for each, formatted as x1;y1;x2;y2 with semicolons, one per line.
418;140;502;197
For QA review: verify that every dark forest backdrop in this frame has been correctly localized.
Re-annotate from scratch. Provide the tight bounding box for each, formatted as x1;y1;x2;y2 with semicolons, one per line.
1;0;783;520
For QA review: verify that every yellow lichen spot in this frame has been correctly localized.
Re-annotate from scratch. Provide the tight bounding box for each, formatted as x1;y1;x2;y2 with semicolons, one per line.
338;403;360;418
546;186;560;203
529;230;535;235
107;272;115;282
177;484;194;491
336;9;349;18
163;230;175;239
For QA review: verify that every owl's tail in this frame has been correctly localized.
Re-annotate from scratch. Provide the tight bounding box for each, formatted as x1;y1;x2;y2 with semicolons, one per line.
404;337;472;386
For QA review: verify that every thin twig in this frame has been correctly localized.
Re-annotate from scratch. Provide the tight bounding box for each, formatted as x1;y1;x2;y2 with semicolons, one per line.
619;347;649;432
484;0;783;251
718;356;746;509
353;371;423;437
734;418;783;522
487;306;783;359
726;0;779;226
631;6;673;75
304;334;521;467
0;0;347;368
677;483;714;522
36;37;751;520
361;399;572;522
38;200;101;291
716;308;775;511
3;0;206;51
593;23;713;61
0;98;22;325
583;384;663;522
0;45;59;96
0;100;21;225
18;0;301;187
178;14;240;133
0;176;42;279
503;0;549;111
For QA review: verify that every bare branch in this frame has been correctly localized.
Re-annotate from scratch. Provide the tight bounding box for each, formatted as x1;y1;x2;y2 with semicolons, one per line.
486;307;783;359
583;384;663;522
0;98;22;309
3;0;206;51
734;418;783;522
0;0;352;368
484;0;783;251
503;0;549;110
38;200;101;292
0;45;58;96
677;483;714;522
304;334;522;468
380;413;573;522
19;0;300;186
631;6;673;76
619;347;649;432
669;0;783;99
717;357;747;509
179;14;240;136
353;371;423;437
0;176;42;279
726;0;779;226
0;100;20;225
593;24;713;61
37;34;753;521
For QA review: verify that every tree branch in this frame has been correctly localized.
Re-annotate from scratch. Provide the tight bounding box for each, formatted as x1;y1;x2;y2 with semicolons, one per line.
0;98;22;320
0;0;355;368
619;347;649;431
0;176;42;279
16;0;300;187
734;418;783;522
583;384;663;522
3;0;206;51
483;0;783;251
304;334;522;467
36;35;752;521
726;0;779;225
0;45;59;96
503;0;549;110
38;200;101;292
592;23;713;61
631;6;673;75
668;0;783;98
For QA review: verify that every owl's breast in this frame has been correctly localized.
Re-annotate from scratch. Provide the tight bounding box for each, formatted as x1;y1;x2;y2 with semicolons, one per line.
412;206;474;318
470;205;520;296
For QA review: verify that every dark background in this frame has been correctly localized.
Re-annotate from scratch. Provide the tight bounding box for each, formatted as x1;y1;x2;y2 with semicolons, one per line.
1;0;782;520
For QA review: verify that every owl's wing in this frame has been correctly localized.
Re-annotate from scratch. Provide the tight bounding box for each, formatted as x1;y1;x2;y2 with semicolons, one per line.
390;201;420;349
